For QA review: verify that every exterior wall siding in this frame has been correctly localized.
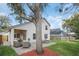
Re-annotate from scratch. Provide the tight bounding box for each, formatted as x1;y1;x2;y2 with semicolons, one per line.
42;20;50;41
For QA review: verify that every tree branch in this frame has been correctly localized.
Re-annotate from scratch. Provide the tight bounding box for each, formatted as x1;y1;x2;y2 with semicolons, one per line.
21;16;33;22
26;3;35;15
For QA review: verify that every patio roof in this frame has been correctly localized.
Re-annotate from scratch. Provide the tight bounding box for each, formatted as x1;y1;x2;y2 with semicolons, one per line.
10;22;30;29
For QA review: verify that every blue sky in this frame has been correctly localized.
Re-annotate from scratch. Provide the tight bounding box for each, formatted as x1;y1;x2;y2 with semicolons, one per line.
0;3;78;29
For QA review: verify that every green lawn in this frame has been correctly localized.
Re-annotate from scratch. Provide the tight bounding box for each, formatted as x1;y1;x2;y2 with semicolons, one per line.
48;40;79;56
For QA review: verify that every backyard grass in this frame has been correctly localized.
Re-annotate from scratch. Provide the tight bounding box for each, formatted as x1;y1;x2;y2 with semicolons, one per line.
48;40;79;56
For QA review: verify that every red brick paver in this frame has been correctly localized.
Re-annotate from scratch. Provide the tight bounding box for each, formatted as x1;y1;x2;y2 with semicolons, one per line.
20;48;59;56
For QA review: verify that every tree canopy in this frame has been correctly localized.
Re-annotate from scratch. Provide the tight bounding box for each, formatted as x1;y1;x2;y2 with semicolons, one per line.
0;15;11;32
7;3;48;24
63;13;79;39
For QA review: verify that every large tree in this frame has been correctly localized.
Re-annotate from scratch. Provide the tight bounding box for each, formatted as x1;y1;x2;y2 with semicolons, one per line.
0;15;11;32
7;3;48;54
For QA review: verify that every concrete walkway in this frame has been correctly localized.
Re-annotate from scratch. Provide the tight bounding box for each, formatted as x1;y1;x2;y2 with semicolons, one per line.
12;41;56;55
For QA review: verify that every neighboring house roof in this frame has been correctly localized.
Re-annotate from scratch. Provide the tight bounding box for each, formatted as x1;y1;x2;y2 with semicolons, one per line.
50;28;62;35
50;28;76;37
0;32;8;35
50;28;66;36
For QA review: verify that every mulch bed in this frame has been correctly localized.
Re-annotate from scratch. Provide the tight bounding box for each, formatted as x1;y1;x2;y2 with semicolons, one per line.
20;48;59;56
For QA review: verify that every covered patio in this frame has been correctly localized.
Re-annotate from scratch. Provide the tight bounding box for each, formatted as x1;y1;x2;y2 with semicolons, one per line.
11;29;30;48
14;29;26;40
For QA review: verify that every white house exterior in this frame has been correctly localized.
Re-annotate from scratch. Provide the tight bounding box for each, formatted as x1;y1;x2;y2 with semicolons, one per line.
6;18;50;46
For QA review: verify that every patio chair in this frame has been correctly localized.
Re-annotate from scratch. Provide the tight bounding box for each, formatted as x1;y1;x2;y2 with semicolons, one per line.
13;41;22;47
22;42;31;48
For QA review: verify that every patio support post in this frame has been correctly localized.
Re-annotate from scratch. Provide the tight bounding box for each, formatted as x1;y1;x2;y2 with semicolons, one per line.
10;29;14;46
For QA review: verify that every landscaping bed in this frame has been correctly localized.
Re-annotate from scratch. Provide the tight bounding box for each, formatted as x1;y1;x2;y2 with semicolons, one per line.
21;48;59;56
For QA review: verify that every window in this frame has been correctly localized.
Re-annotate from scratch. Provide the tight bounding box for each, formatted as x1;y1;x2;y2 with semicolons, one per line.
33;33;36;39
14;33;20;38
14;34;17;38
44;34;48;39
45;26;48;30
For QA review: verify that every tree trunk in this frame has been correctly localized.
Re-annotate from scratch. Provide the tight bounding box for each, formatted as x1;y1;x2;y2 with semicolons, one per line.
35;20;43;54
33;3;43;54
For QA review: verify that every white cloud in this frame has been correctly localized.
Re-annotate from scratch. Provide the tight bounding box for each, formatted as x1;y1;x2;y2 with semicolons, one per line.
46;16;63;29
0;13;6;16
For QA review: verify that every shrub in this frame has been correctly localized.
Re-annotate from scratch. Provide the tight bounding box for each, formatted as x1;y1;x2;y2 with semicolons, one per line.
0;46;17;56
